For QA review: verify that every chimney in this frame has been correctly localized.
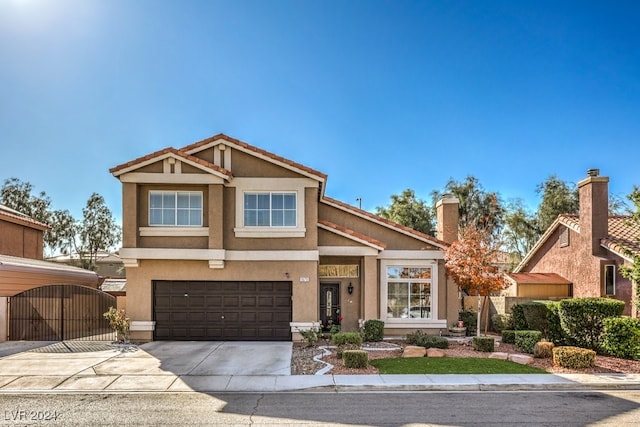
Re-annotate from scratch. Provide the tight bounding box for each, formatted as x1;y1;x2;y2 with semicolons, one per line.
436;194;459;244
578;168;609;256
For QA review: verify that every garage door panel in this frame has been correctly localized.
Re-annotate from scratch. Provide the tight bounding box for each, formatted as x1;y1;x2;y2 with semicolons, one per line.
154;281;291;341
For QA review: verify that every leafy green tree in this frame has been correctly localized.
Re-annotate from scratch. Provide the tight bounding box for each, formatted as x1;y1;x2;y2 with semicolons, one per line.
1;178;52;225
376;189;435;235
502;199;539;263
535;175;579;232
620;187;640;307
76;193;121;271
433;176;505;238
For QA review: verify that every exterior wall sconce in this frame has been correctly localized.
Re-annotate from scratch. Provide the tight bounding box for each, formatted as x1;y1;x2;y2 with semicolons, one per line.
347;282;354;294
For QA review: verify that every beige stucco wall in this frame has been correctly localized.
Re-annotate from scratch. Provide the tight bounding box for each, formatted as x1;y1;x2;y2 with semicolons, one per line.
125;259;318;341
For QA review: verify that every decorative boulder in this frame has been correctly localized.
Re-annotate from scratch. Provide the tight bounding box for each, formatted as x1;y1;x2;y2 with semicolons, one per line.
509;354;534;365
489;352;509;360
426;348;446;358
402;345;427;358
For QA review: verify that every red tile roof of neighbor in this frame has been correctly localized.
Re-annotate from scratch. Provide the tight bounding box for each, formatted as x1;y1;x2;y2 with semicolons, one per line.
321;196;448;248
109;147;233;178
318;219;387;250
181;133;328;181
507;272;572;285
0;204;49;231
602;215;640;260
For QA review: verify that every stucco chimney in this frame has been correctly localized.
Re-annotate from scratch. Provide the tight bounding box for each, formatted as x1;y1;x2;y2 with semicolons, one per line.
578;169;609;256
436;194;459;244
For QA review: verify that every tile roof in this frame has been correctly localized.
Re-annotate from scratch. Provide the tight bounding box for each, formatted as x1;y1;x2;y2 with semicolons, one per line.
515;213;640;271
318;219;387;250
0;204;49;231
602;215;640;261
110;147;233;179
321;196;448;249
507;272;572;285
181;133;327;181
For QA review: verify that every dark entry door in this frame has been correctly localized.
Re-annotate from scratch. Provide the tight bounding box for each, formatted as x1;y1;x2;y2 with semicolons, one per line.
319;283;340;331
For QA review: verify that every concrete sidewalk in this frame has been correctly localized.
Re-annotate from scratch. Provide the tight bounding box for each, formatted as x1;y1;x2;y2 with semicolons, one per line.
0;341;639;393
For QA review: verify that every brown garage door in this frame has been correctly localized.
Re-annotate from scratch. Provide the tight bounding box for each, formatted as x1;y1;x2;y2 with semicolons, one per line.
153;281;292;341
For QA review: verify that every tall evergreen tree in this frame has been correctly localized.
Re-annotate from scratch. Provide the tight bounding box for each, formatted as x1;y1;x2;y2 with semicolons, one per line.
375;189;435;235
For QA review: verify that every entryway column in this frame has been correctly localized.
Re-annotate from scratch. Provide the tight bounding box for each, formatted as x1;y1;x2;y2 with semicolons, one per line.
362;256;378;321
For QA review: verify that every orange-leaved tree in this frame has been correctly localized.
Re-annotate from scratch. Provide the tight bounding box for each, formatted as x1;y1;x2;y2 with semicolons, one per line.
444;225;509;335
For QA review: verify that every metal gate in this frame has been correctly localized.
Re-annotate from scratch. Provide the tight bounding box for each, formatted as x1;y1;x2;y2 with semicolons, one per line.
9;285;116;341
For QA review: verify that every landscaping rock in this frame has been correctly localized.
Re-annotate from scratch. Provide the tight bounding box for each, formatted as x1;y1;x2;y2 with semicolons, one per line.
509;354;534;365
426;348;446;358
402;346;427;358
489;352;509;360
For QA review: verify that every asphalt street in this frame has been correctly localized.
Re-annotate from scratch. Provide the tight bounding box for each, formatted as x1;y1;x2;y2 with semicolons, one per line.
2;391;640;426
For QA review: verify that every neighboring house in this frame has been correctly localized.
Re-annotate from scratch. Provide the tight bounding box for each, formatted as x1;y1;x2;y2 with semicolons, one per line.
110;133;461;342
47;251;125;278
511;170;640;317
0;204;100;341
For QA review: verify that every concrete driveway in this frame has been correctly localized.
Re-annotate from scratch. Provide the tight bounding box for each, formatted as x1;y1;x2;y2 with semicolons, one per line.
0;341;293;377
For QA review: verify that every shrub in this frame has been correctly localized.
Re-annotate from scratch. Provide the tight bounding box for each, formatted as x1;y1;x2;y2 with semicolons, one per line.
514;330;543;354
103;307;130;343
459;310;477;335
553;346;596;369
332;331;363;357
522;302;549;336
491;313;512;333
472;336;495;352
297;327;321;346
533;340;555;358
601;317;640;359
343;350;368;369
502;330;516;344
545;301;568;346
362;320;385;342
405;330;449;349
558;298;625;350
510;304;528;330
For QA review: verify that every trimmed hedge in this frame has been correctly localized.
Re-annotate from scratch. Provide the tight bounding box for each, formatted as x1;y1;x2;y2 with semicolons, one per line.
343;350;368;368
545;301;568;346
406;330;449;349
502;330;516;344
459;310;477;335
553;346;596;369
362;320;385;342
522;302;549;336
558;298;625;350
491;314;512;333
601;317;640;359
332;332;363;346
472;336;495;352
510;304;528;330
514;330;542;354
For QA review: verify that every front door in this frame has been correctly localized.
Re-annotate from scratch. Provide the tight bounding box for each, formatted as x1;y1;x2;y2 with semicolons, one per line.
319;283;340;331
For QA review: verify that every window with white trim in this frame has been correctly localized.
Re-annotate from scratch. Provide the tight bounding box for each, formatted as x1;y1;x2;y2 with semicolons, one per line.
243;192;296;227
386;266;432;319
605;264;616;295
149;191;202;226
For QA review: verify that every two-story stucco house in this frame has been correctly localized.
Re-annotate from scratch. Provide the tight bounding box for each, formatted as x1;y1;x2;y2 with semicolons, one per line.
110;134;460;341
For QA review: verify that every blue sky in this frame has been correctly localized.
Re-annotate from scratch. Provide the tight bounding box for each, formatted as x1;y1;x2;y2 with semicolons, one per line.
1;0;639;224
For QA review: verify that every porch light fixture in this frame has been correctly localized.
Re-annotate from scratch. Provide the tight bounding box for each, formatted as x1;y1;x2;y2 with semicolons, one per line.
347;282;354;295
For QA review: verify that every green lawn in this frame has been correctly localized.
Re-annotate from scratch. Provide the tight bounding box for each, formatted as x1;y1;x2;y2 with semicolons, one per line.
369;357;549;374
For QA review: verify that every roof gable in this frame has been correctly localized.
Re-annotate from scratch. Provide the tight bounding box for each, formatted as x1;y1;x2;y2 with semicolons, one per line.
514;213;640;271
0;204;49;231
320;196;448;249
181;133;327;185
110;147;232;180
318;220;386;251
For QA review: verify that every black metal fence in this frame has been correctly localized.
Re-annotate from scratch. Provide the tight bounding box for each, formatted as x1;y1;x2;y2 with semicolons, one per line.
9;284;117;341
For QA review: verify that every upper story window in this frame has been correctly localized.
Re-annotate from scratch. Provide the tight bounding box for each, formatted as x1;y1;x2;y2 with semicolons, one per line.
149;191;202;226
244;192;296;227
